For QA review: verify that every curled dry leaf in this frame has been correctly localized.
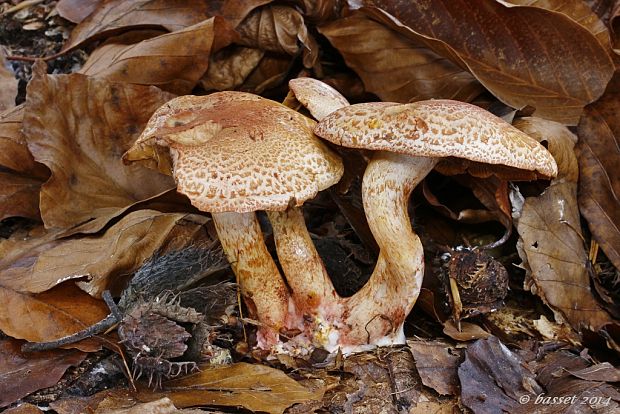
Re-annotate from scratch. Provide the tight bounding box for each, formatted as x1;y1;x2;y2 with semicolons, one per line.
514;117;615;333
0;48;17;112
408;340;462;396
611;2;620;52
240;54;292;94
0;283;109;352
236;5;320;68
503;0;611;49
0;210;211;297
79;17;237;94
62;0;268;52
200;46;264;91
56;0;102;24
458;336;542;414
319;12;482;103
0;338;85;408
352;0;615;124
139;362;324;414
23;63;176;231
576;74;620;272
292;0;342;23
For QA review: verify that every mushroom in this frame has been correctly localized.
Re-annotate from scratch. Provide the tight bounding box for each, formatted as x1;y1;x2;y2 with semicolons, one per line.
314;99;557;350
285;77;351;121
123;91;343;349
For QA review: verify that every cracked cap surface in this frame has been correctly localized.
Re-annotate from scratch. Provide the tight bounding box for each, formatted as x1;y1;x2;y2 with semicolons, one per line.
315;99;558;178
127;91;344;213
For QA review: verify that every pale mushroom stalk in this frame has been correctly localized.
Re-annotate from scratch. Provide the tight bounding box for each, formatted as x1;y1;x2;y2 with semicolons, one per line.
212;211;293;348
267;208;342;322
343;152;436;349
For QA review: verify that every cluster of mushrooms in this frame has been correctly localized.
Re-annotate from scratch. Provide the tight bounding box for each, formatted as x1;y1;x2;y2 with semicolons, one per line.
123;78;557;356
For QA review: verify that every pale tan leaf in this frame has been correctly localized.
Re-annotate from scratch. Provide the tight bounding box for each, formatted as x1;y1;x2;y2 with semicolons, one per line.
23;63;175;230
79;17;237;94
0;283;109;352
140;363;324;414
0;210;211;297
514;117;615;332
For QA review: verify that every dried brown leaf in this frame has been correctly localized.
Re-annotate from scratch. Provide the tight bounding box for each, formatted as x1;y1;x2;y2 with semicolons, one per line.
443;320;491;341
3;403;45;414
458;336;542;414
576;74;620;271
0;172;41;221
352;0;615;124
504;0;611;48
139;363;324;414
240;54;292;94
408;340;461;396
0;283;109;352
79;17;236;94
0;49;17;112
0;106;48;177
0;338;85;408
236;5;320;68
319;12;482;103
611;1;620;52
56;0;101;24
514;117;614;332
23;63;176;231
200;46;264;91
0;210;210;297
62;0;266;52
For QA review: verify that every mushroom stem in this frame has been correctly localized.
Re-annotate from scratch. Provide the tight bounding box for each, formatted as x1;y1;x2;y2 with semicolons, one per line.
267;208;341;318
211;211;294;348
344;152;437;347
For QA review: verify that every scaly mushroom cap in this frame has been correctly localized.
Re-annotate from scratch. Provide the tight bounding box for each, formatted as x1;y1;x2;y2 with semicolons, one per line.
289;78;350;121
315;100;558;178
126;91;344;213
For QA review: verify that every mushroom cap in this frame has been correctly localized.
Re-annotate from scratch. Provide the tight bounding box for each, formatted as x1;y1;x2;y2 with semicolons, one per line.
126;91;344;213
315;99;558;178
289;78;350;121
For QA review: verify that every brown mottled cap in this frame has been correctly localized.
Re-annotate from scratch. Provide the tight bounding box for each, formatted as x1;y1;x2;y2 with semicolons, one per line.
125;91;344;213
315;99;558;178
289;78;350;121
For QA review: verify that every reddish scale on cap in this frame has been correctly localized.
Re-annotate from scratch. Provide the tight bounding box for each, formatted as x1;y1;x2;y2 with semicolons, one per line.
130;91;343;213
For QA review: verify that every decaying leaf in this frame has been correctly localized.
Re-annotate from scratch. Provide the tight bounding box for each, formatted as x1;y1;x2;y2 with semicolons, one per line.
139;362;324;414
408;340;461;396
353;0;615;124
514;117;615;334
319;12;482;103
576;74;620;272
23;63;176;231
503;0;611;48
79;17;237;94
458;336;542;414
62;0;218;52
236;5;320;68
0;338;85;408
240;54;292;94
3;403;44;414
0;48;17;112
0;172;41;221
0;106;48;177
0;283;109;352
200;46;264;91
56;0;102;24
0;210;211;297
